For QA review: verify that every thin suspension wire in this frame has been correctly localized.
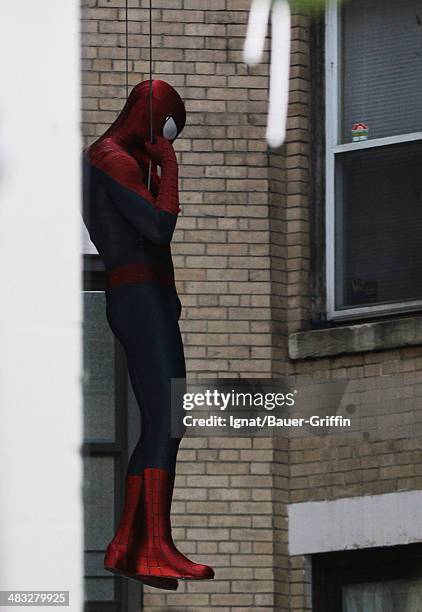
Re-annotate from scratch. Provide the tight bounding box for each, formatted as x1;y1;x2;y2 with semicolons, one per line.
147;0;154;190
125;0;154;190
149;0;153;143
125;0;129;99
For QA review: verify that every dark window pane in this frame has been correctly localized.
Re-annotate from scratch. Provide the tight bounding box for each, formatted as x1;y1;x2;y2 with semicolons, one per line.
83;456;115;551
335;141;422;309
343;578;422;611
83;292;115;443
84;578;115;602
85;551;112;577
341;0;422;142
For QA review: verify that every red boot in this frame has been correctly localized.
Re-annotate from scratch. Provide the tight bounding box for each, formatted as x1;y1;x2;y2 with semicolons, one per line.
130;468;215;580
104;474;178;591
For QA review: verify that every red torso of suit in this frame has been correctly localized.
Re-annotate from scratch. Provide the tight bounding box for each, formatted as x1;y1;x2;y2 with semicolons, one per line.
82;80;186;287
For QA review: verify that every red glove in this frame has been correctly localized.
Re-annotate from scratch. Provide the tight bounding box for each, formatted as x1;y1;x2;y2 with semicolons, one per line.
144;136;177;167
145;137;180;215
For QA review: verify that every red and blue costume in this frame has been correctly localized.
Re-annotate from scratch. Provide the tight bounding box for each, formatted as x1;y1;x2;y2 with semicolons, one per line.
83;80;214;589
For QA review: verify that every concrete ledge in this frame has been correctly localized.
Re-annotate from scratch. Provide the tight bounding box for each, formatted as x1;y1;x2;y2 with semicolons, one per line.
288;490;422;556
288;316;422;360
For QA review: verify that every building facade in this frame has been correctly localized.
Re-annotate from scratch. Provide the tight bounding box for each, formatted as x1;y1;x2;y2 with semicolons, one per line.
81;0;422;610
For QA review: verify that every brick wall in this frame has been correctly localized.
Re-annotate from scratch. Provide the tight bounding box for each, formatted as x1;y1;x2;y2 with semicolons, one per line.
81;2;422;610
285;348;422;611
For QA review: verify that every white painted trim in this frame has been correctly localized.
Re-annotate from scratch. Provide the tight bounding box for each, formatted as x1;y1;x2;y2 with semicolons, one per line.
289;491;422;556
82;220;98;255
328;299;422;322
325;0;339;319
324;3;422;321
333;131;422;154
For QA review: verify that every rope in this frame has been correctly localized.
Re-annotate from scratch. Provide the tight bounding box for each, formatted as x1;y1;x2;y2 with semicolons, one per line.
149;0;153;143
124;0;154;190
125;0;129;99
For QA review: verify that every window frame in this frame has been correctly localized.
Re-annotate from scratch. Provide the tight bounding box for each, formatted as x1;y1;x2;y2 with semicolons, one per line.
313;543;422;611
82;254;132;612
325;0;422;321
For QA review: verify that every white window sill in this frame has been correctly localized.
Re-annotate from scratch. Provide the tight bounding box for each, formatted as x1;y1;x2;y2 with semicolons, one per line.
288;316;422;360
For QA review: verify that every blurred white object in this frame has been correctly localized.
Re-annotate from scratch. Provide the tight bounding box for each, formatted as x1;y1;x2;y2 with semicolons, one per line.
0;0;83;609
243;0;272;65
0;121;7;181
267;0;291;147
244;0;292;147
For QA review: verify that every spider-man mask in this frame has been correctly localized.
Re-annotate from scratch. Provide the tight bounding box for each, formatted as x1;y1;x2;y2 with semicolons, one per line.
106;79;186;146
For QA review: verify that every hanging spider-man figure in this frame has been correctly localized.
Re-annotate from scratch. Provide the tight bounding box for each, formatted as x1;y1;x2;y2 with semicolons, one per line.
82;80;214;590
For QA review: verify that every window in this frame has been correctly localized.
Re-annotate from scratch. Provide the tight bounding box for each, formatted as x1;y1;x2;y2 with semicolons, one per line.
82;255;134;612
313;544;422;611
343;577;422;610
325;0;422;320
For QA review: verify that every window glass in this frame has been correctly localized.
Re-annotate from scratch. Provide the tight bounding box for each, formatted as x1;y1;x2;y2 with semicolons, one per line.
82;280;129;610
83;292;116;443
83;456;115;551
83;457;117;603
85;578;115;603
341;0;422;142
343;577;422;611
335;141;422;309
84;551;116;600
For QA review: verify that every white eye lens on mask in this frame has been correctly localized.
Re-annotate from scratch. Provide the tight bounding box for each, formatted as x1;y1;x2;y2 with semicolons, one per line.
162;116;178;141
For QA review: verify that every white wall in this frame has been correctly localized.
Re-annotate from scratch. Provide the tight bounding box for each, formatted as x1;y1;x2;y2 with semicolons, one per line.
82;222;97;255
0;2;83;609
